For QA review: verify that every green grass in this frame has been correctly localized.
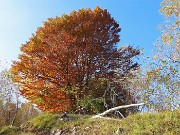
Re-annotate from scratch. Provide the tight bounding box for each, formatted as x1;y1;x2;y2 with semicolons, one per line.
21;113;92;134
120;110;180;135
1;110;180;135
0;126;33;135
0;126;20;135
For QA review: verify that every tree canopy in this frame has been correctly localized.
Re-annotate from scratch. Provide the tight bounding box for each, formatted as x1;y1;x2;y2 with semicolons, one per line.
12;7;140;113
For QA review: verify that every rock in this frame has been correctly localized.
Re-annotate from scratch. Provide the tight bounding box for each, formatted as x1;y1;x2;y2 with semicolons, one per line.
53;128;69;135
72;127;77;132
58;112;73;121
54;131;62;135
115;128;124;134
62;128;69;134
85;126;91;130
51;129;61;135
51;130;56;134
72;127;77;135
50;129;66;135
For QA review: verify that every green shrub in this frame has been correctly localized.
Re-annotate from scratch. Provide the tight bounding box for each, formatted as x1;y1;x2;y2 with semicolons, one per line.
77;95;104;114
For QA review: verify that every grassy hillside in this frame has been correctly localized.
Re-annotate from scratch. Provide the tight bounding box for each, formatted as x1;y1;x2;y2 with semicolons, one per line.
0;110;179;135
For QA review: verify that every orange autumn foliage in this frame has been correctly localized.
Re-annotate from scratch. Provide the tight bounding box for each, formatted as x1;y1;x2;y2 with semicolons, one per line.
11;7;121;113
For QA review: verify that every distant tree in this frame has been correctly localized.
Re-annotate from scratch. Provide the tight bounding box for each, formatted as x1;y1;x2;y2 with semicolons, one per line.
0;95;6;127
12;7;140;113
0;68;40;128
130;0;180;111
0;69;21;126
15;102;39;126
155;0;179;64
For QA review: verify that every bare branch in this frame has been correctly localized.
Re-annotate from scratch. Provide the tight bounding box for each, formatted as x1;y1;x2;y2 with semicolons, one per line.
92;103;145;118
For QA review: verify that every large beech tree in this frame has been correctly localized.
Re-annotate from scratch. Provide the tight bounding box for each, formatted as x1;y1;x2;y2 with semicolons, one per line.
12;7;139;113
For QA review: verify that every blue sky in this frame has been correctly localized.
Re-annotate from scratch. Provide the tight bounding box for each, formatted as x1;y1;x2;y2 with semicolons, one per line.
0;0;163;68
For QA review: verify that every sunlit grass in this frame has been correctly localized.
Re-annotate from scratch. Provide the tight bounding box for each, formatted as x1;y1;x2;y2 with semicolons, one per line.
1;110;179;135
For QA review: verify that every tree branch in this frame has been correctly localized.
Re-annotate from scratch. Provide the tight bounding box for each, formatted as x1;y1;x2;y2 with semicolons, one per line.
92;103;145;118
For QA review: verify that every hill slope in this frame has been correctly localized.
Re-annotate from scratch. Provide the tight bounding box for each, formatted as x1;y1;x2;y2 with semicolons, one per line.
0;110;179;135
